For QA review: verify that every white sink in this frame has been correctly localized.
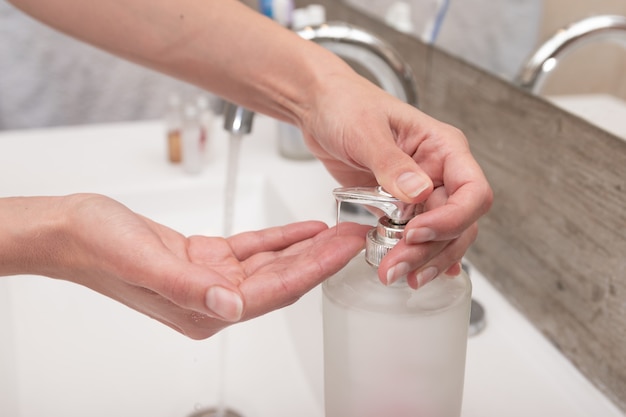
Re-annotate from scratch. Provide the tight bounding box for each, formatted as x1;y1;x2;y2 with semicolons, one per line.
1;178;322;417
111;176;293;237
0;117;623;417
549;93;626;141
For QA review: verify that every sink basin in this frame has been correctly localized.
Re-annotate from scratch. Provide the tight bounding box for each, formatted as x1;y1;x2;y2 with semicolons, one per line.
111;176;293;237
549;93;626;141
1;178;323;417
0;117;623;417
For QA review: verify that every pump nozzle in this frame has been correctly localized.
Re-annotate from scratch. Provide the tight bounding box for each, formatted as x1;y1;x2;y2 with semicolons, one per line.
333;186;419;225
334;186;420;266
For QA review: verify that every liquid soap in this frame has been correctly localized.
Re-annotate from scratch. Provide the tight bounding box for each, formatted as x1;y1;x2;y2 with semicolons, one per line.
323;186;472;417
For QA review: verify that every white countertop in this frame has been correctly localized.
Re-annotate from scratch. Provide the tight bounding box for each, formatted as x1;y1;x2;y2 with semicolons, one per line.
549;93;626;141
0;116;623;417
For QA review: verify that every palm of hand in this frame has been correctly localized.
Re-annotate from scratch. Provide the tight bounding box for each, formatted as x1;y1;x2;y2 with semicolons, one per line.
66;194;367;339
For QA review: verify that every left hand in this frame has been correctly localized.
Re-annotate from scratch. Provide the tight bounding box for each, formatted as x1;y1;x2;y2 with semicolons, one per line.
6;194;369;339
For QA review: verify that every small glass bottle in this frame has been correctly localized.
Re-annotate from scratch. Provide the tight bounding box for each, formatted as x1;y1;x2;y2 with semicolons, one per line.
165;93;183;163
323;186;472;417
181;103;203;175
195;95;214;163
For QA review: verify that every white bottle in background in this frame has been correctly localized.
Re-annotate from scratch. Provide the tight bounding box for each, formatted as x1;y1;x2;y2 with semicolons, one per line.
272;0;294;27
323;186;472;417
181;103;203;175
195;95;214;163
306;4;326;26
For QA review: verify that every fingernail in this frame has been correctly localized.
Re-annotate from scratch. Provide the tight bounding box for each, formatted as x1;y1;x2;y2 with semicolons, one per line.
396;172;430;199
205;286;243;322
416;266;438;288
406;227;436;244
386;261;411;285
445;262;462;276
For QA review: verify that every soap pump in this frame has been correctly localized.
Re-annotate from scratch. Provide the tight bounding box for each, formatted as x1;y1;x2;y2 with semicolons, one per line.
323;186;472;417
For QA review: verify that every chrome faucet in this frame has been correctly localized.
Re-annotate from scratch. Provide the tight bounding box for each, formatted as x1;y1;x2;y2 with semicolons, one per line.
223;21;419;135
223;102;254;136
517;15;626;94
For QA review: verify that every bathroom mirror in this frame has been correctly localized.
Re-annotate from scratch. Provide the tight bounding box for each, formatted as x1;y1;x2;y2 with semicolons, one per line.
340;0;626;141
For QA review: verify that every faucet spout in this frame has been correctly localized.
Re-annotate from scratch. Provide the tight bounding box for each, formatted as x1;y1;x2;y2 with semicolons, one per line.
517;15;626;93
223;102;254;136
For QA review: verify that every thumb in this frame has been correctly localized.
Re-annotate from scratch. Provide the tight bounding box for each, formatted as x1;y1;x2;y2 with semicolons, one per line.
345;101;434;203
150;255;245;323
384;163;433;203
367;141;433;203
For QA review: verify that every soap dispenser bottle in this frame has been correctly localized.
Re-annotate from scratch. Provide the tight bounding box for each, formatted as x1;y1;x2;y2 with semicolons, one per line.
323;186;472;417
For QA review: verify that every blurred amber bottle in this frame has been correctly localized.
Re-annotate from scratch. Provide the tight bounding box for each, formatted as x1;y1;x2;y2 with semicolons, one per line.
165;94;182;163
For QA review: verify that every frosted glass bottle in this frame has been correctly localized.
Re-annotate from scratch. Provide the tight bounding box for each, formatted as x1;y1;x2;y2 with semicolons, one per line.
323;186;472;417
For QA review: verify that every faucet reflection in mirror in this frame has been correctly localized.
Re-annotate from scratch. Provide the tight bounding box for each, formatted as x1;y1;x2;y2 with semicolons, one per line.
517;15;626;94
517;15;626;140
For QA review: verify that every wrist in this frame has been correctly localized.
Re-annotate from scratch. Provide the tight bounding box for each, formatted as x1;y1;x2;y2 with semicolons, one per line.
288;45;355;127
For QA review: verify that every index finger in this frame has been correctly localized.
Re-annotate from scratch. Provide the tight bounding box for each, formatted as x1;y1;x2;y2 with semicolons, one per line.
405;150;492;243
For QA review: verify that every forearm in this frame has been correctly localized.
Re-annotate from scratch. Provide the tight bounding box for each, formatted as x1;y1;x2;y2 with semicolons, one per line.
0;196;69;278
8;0;352;124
